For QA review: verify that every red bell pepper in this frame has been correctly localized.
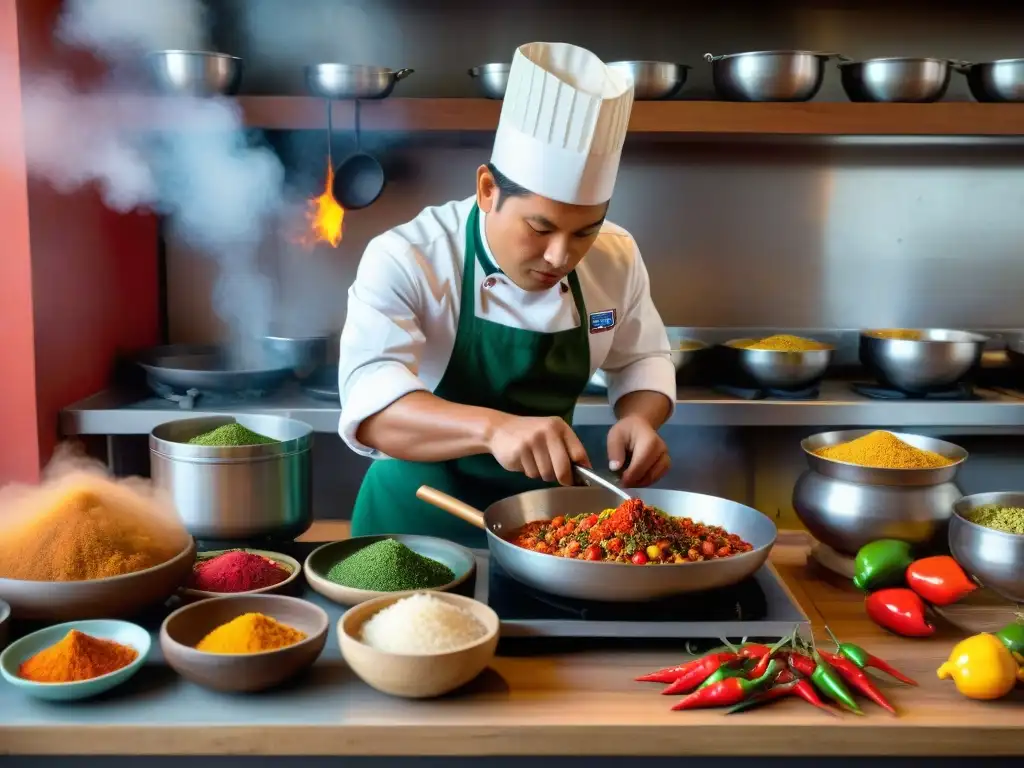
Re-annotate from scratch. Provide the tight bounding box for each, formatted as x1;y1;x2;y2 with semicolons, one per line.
905;555;977;606
865;588;935;637
820;650;898;715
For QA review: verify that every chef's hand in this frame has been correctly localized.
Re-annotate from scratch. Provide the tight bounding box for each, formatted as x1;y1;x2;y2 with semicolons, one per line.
607;415;670;488
487;414;589;486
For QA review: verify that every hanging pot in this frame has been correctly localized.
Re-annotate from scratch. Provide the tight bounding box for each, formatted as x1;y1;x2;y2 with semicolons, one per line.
333;100;385;209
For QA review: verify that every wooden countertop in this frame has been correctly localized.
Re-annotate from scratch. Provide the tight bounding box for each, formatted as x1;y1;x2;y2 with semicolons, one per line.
1;521;1021;757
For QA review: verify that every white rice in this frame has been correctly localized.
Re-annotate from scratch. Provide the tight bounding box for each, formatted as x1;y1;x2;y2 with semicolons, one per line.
360;593;486;654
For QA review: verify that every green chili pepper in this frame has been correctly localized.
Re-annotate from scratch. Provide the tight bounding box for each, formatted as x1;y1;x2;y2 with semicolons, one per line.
994;619;1024;656
697;661;751;690
810;650;863;714
852;539;913;591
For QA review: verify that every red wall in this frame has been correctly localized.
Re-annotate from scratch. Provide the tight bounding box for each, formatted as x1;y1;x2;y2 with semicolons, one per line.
0;0;159;483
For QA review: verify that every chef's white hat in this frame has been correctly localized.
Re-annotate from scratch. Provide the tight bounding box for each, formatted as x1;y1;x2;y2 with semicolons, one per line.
489;42;633;206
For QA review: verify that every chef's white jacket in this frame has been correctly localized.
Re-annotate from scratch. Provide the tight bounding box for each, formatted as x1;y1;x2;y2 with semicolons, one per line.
338;196;676;458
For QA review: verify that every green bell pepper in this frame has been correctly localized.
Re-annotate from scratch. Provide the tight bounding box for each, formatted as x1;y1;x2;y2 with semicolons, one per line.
995;618;1024;656
852;539;913;591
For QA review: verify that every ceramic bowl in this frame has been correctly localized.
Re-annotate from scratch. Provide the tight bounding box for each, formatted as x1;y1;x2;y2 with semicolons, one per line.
304;535;476;606
0;619;150;701
339;591;499;699
181;549;302;600
160;594;328;692
0;539;197;622
0;599;11;653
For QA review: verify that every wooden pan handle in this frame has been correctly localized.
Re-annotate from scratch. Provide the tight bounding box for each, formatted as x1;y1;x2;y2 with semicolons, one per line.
416;485;487;530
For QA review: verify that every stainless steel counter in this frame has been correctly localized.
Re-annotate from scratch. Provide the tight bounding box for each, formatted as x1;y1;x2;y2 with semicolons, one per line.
59;381;1024;435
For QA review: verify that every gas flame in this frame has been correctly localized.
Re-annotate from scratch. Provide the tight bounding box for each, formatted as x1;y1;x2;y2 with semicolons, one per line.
302;161;345;248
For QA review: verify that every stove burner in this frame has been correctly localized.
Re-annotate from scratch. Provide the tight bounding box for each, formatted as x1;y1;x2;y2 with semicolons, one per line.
714;384;821;401
148;379;273;409
487;555;768;622
851;382;977;401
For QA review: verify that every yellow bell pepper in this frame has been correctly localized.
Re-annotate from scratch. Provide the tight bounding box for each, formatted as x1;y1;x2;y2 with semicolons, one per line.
1015;651;1024;686
937;633;1019;700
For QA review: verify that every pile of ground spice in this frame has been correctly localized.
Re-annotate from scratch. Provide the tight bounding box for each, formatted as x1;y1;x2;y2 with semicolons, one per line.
18;629;138;683
814;430;955;470
189;551;291;593
963;505;1024;535
869;329;924;341
195;612;306;654
740;334;828;352
0;485;189;582
326;539;455;592
188;424;279;447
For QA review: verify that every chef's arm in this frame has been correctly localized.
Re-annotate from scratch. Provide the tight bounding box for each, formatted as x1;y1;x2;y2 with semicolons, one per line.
613;389;672;430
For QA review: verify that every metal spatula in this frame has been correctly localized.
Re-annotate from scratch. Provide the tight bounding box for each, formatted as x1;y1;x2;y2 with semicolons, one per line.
572;464;632;504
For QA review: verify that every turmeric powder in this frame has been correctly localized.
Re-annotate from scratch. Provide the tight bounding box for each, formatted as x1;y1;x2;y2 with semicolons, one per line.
195;612;306;654
738;334;828;352
814;430;955;469
18;630;138;683
869;329;924;341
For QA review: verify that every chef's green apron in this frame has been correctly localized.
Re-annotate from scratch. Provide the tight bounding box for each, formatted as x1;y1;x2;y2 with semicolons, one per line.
350;204;592;548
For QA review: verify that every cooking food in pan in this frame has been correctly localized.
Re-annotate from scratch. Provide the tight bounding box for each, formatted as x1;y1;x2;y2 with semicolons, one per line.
509;498;753;564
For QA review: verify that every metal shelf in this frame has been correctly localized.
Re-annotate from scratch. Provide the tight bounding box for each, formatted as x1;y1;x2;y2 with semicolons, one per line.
59;381;1024;436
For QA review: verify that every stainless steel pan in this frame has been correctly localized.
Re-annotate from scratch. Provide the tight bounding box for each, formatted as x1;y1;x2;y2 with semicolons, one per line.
416;485;777;602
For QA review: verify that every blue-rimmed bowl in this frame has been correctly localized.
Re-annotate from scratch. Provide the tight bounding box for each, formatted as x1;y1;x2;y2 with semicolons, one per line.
0;619;150;701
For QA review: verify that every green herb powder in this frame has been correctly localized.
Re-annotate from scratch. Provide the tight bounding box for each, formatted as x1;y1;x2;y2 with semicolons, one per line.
964;505;1024;536
188;424;280;447
326;539;455;592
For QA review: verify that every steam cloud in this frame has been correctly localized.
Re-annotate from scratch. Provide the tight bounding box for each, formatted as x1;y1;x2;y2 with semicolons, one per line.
17;0;300;351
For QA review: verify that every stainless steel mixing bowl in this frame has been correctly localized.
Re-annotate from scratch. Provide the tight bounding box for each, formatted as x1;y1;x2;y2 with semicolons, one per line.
305;64;413;99
725;338;834;390
957;59;1024;102
608;61;689;99
150;415;313;541
585;340;706;394
950;492;1024;603
839;57;951;102
147;51;242;96
860;329;988;392
801;429;967;487
793;470;961;556
705;51;833;101
468;63;511;99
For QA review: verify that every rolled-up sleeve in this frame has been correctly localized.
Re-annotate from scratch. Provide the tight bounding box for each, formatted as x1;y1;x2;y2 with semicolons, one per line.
337;235;430;457
601;241;677;417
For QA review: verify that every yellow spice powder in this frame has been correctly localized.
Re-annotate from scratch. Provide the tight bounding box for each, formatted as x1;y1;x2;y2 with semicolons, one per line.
195;612;306;654
741;334;828;352
870;329;923;341
813;430;954;469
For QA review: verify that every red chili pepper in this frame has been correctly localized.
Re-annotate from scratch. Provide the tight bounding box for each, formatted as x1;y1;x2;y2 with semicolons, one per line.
905;555;977;607
820;650;898;715
865;588;935;637
672;660;780;711
660;652;741;694
738;643;771;659
636;651;737;683
788;651;817;678
774;668;796;684
726;679;840;716
824;626;917;686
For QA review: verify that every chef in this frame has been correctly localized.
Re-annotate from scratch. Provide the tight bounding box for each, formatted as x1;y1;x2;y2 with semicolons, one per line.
337;42;677;546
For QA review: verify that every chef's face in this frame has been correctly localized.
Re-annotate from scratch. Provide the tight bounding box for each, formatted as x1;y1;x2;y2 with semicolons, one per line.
476;165;608;292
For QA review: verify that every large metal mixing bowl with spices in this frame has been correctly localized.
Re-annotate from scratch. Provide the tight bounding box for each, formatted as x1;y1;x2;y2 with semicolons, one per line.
725;335;834;390
950;492;1024;604
149;416;313;541
793;430;967;555
860;329;988;393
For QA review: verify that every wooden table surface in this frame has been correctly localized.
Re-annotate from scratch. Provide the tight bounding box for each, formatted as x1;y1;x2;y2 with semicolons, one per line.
1;521;1021;757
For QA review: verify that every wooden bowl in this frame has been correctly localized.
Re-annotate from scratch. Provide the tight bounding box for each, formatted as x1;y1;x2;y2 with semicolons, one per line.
0;539;197;621
160;594;328;693
304;535;475;606
181;549;301;600
339;591;499;699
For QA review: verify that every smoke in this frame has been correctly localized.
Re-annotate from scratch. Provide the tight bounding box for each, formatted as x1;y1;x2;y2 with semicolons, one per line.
18;0;290;352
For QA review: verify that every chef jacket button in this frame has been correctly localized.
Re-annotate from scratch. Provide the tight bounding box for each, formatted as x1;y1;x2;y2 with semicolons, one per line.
560;282;569;294
484;277;497;289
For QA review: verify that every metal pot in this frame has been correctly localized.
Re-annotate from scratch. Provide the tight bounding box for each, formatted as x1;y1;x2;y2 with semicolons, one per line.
305;64;413;100
724;338;834;390
416;485;777;602
705;51;835;102
839;57;951;103
956;59;1024;102
260;333;336;379
950;492;1024;603
860;329;988;393
468;63;511;99
149;416;313;541
147;50;243;96
608;61;689;100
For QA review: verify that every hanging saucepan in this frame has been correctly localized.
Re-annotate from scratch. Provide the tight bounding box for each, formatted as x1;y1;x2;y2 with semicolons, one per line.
415;484;776;602
333;100;385;210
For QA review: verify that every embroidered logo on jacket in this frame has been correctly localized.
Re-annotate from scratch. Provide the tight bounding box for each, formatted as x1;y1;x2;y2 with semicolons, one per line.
588;309;617;334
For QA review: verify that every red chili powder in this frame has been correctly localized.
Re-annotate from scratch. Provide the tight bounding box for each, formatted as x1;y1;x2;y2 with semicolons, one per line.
189;551;290;593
